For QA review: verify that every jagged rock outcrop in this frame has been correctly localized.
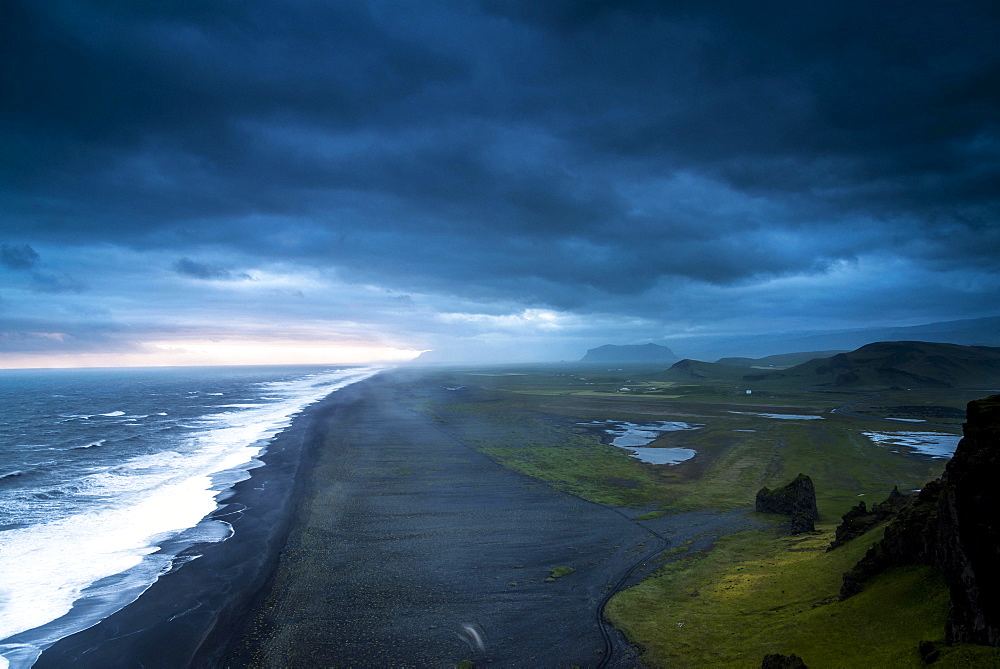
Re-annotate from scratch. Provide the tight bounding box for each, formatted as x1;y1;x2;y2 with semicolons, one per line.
761;653;807;668
840;394;1000;647
828;486;909;550
755;474;819;534
839;483;938;598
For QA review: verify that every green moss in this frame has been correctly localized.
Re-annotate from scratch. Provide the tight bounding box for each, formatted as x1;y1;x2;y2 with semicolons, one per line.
934;644;1000;667
606;525;950;667
478;440;665;506
435;369;946;517
635;510;666;520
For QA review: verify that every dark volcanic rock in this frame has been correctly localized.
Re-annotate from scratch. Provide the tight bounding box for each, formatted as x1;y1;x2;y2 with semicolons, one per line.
755;474;819;534
936;395;1000;645
761;652;808;668
789;512;815;535
840;395;1000;647
918;640;942;663
828;487;910;550
839;483;940;598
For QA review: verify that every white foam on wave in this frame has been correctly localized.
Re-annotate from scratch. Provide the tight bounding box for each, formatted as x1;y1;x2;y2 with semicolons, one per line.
0;472;221;643
71;439;105;450
0;366;383;665
57;414;93;422
98;411;125;417
863;431;961;459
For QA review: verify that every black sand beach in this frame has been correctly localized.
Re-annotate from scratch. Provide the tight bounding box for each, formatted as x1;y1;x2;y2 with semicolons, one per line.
34;378;351;669
37;370;755;668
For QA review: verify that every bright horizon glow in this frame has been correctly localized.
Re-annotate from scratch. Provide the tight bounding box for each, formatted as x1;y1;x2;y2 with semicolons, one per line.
0;339;425;370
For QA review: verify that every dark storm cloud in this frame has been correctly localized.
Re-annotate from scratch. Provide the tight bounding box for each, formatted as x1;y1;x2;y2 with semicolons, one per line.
0;244;40;270
489;1;1000;202
1;0;998;326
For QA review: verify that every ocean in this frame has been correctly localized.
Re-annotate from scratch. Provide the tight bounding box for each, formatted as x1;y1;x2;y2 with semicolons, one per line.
0;364;382;668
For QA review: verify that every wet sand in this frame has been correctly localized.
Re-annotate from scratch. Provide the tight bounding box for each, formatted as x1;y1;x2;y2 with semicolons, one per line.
37;369;757;668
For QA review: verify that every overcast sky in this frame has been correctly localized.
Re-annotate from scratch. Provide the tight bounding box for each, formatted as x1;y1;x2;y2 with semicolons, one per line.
2;0;998;366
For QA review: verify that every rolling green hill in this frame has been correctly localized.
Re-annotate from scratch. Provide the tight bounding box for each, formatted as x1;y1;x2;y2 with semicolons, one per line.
662;358;751;382
716;350;846;369
745;341;1000;388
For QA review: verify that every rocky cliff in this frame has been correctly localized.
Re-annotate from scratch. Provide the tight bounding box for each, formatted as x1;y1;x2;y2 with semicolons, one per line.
755;474;819;534
840;394;1000;646
827;486;909;551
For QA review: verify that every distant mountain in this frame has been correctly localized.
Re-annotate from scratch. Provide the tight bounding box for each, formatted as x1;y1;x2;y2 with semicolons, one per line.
580;343;679;364
667;315;1000;361
663;359;749;381
745;341;1000;388
716;350;846;369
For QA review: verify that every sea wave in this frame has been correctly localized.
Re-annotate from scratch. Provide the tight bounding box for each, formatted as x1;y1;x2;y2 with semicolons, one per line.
0;365;384;667
70;439;105;450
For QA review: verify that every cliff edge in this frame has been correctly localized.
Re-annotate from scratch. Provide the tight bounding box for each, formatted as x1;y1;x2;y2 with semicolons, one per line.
841;394;1000;646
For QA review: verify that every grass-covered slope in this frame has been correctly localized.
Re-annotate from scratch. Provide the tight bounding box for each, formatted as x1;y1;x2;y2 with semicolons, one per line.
716;350;846;369
606;524;950;667
747;341;1000;388
662;358;751;382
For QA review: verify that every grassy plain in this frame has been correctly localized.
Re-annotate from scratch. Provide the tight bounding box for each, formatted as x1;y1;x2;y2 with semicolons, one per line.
427;364;953;516
417;362;985;666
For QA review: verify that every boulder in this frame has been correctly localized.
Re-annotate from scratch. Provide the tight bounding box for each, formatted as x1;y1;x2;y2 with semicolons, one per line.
755;474;819;534
761;653;807;668
828;486;911;550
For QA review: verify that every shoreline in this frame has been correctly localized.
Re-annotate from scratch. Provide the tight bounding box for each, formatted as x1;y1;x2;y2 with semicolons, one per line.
34;378;369;668
35;369;759;667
